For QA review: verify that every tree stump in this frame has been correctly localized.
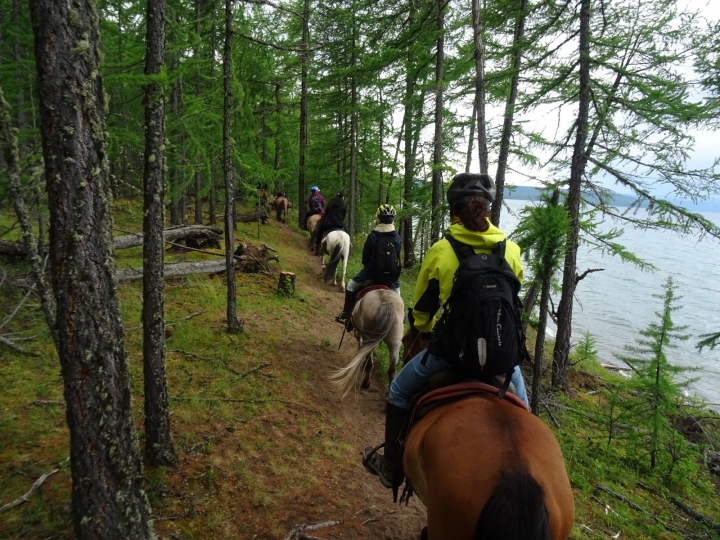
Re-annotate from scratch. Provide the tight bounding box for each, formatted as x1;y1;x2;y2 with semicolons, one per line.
278;272;295;295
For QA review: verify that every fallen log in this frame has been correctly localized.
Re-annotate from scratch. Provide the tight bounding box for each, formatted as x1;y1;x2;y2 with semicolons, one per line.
0;239;28;258
2;226;224;257
236;210;269;224
116;259;235;282
114;225;223;250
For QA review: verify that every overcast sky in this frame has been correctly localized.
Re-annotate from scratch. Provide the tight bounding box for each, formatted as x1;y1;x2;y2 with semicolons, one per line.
449;0;719;205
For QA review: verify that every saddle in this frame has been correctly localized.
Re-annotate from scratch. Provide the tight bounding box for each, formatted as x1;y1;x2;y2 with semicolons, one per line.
414;381;528;420
356;284;389;301
343;285;390;333
396;376;528;505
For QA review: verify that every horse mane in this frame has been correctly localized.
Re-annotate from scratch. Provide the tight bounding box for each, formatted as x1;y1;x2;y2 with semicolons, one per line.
473;468;551;540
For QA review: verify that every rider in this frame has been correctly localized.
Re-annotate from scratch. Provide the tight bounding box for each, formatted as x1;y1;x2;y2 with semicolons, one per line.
362;172;529;493
335;204;402;325
303;186;325;230
311;191;347;251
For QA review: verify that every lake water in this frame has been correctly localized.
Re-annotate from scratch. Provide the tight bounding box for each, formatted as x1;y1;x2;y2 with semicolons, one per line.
500;199;720;406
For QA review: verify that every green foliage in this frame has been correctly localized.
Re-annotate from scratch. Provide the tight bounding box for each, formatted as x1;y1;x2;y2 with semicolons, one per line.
572;330;599;366
613;276;698;486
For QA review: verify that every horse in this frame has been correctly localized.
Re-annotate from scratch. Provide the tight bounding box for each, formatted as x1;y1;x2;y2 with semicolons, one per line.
272;196;292;223
321;230;350;291
403;388;575;539
330;288;405;394
306;213;322;252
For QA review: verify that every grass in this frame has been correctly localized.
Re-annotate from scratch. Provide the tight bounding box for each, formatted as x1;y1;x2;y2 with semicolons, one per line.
1;200;720;539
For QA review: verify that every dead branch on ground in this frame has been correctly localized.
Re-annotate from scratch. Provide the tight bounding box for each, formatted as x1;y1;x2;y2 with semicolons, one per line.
0;458;68;514
283;521;340;540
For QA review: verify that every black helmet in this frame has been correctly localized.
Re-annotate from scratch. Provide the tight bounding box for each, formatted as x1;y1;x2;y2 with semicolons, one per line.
446;173;495;204
376;204;396;218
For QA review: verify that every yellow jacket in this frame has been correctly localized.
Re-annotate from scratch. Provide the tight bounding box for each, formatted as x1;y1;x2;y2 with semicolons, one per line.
412;221;524;333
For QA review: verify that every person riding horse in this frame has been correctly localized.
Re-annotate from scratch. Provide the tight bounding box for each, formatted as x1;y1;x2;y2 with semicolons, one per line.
311;191;347;252
336;204;402;327
362;172;530;494
303;186;325;230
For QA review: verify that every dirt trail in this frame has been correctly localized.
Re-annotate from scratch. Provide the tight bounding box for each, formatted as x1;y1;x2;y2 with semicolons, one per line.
157;219;426;540
268;223;427;539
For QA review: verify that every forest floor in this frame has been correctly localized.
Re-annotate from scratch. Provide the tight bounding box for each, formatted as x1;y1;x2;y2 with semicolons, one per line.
1;201;720;540
146;215;428;540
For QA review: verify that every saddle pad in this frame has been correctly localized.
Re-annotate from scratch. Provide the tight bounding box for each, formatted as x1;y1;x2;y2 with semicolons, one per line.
415;381;529;419
356;284;390;301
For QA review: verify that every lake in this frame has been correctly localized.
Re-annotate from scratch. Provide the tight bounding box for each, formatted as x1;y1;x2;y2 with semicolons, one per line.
500;199;720;406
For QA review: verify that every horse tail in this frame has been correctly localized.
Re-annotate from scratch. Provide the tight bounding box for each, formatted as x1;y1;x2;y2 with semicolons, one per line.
330;303;395;398
323;243;343;283
473;469;551;540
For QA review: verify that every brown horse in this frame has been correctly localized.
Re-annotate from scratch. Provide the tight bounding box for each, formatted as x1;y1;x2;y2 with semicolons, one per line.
306;213;322;252
330;289;405;393
403;389;575;540
272;196;292;223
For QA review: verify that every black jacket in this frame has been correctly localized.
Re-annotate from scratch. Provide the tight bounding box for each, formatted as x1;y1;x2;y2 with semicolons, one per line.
323;198;347;229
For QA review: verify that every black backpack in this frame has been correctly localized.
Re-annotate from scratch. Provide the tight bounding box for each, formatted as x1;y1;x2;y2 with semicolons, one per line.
310;195;322;212
428;234;529;396
370;233;401;284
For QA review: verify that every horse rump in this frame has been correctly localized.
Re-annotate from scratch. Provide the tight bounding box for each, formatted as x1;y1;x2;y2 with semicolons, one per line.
330;302;396;397
473;468;551;540
323;243;343;283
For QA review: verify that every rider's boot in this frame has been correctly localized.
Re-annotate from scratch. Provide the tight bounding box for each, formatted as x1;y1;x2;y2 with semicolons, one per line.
363;402;408;498
335;290;357;327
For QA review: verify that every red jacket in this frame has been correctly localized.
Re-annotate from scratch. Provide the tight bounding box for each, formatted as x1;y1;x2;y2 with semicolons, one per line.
307;193;325;214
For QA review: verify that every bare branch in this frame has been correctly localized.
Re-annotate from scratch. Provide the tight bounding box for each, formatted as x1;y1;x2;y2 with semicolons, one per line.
0;459;68;514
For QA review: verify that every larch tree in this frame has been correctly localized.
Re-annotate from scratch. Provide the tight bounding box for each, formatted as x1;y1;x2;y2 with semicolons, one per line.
552;0;591;388
223;0;239;333
142;0;177;467
28;0;154;536
430;0;445;244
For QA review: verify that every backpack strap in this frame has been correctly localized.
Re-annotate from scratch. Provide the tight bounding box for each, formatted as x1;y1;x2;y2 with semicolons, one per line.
446;233;507;260
444;233;474;262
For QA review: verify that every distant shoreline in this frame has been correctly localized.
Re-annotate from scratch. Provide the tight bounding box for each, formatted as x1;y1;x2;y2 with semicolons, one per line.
504;185;720;213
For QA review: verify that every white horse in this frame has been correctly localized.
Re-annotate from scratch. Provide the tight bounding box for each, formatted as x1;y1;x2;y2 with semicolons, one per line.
330;288;405;396
321;230;350;291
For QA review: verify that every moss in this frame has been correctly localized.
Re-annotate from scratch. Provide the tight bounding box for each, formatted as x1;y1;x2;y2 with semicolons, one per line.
71;40;90;57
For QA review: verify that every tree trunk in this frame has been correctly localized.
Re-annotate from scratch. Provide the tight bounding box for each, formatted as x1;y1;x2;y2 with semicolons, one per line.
530;189;560;415
430;0;445;244
552;0;591;388
465;100;476;173
28;0;153;537
274;82;281;184
209;5;218;225
491;0;527;227
1;91;58;346
401;5;418;268
142;0;177;467
223;0;239;333
209;161;217;224
114;225;223;250
471;0;488;174
349;33;358;243
170;53;182;226
194;0;203;225
297;0;309;229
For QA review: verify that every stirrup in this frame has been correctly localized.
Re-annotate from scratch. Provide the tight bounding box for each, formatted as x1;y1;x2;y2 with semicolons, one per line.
362;444;394;490
335;313;348;325
362;442;385;474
